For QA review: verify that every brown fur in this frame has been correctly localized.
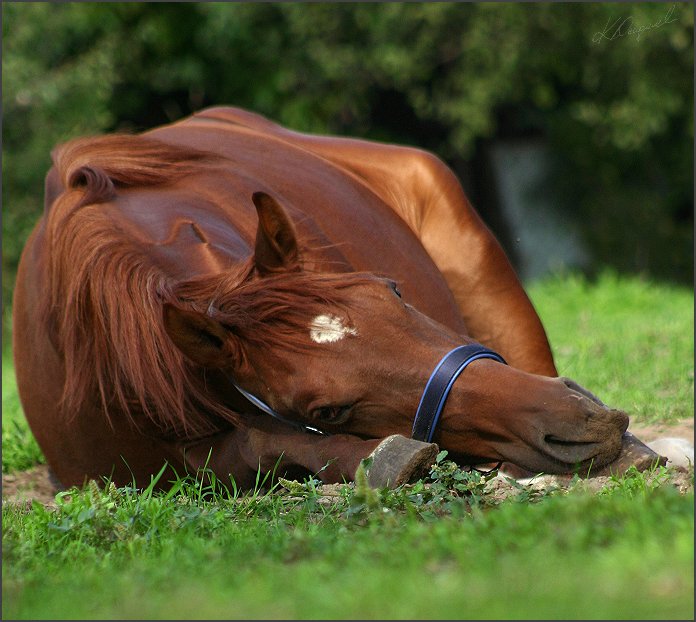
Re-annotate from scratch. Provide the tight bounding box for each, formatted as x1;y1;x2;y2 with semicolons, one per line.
14;106;634;488
41;133;376;439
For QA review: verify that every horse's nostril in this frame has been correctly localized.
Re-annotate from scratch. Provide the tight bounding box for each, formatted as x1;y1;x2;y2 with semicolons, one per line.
542;435;602;466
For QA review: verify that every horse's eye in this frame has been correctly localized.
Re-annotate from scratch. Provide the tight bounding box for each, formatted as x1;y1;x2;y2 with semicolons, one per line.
311;405;351;425
389;281;402;298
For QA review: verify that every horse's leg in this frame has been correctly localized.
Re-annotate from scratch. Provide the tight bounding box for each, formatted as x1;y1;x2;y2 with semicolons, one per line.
172;417;438;490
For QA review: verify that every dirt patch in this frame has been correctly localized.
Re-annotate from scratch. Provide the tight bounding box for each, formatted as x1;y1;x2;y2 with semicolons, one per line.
2;464;61;509
628;417;693;444
484;466;693;503
3;418;693;508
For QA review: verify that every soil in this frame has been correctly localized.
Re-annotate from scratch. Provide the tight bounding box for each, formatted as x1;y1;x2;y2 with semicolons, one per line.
3;418;693;508
627;417;693;444
2;464;63;509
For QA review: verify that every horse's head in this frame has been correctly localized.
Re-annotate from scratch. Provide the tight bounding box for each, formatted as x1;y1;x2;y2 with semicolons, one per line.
163;192;628;475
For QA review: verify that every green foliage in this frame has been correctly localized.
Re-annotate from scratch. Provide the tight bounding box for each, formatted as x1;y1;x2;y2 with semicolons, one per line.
604;463;677;498
2;418;44;475
2;356;44;473
2;3;693;338
3;466;693;619
528;270;694;424
347;450;502;521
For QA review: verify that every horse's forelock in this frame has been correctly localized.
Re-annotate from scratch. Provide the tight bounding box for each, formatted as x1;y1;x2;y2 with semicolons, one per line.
168;270;376;361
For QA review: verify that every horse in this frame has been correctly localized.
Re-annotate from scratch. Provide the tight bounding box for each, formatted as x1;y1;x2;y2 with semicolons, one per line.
12;106;664;491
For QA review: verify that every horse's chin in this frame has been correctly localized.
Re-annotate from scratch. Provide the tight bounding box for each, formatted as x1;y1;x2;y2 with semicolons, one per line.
508;401;630;475
494;442;621;476
494;430;666;477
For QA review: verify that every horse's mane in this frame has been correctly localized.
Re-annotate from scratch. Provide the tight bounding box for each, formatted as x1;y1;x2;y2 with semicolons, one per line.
43;133;370;438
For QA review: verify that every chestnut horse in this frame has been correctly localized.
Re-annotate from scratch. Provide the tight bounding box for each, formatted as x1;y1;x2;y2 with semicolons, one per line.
13;106;658;490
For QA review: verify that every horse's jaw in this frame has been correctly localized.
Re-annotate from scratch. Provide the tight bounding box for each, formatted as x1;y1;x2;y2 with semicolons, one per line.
433;362;631;475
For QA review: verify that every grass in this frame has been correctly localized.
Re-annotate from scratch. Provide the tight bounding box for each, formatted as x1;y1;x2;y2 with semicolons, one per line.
2;271;694;619
528;271;694;424
2;356;44;474
2;450;694;619
2;463;693;619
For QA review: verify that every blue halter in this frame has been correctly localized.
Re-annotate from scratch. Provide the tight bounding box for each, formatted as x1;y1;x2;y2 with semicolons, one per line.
231;343;506;442
411;344;507;443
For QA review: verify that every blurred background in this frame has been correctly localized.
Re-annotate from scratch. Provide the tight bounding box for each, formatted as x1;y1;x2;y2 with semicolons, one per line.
2;2;693;342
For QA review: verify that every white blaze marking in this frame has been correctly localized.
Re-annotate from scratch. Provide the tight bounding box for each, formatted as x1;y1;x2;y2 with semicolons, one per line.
309;314;358;344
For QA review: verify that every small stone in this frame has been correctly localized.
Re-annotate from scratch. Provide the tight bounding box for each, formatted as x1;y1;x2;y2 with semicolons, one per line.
365;435;439;489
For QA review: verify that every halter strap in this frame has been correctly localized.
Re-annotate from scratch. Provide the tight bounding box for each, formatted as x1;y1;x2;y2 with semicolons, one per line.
228;343;506;443
411;344;507;443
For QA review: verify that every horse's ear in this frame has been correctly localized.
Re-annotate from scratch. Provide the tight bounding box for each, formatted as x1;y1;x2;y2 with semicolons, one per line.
163;303;234;367
251;191;300;275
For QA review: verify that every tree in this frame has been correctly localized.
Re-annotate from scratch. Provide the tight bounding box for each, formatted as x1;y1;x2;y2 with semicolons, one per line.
3;2;692;338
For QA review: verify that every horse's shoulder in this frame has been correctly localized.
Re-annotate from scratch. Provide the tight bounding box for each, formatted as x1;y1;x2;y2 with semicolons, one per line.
201;109;454;234
282;136;453;235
